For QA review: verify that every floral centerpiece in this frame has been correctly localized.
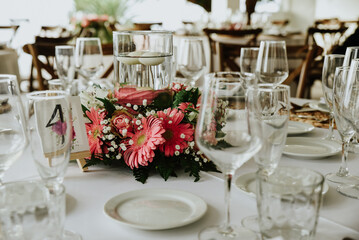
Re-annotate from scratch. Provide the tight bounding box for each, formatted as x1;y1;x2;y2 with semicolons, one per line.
80;83;218;183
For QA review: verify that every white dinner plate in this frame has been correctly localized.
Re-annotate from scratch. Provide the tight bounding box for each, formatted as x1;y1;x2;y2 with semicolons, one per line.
308;101;330;113
104;189;207;230
288;121;315;135
235;172;329;198
283;137;341;159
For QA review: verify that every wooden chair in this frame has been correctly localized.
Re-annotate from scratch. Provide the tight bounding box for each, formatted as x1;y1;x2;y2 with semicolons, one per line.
39;26;70;38
283;44;323;98
203;28;263;71
22;36;73;91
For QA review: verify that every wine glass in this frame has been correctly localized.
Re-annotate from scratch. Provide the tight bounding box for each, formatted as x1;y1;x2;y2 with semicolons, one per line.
255;40;289;85
239;47;259;88
241;84;290;232
178;37;206;87
27;90;73;186
336;60;359;198
0;74;27;184
75;37;104;88
322;54;344;140
343;46;359;152
326;66;359;184
55;45;75;94
196;72;262;240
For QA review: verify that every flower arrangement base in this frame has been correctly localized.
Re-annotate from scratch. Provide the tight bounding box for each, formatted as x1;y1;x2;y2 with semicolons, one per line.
80;83;218;183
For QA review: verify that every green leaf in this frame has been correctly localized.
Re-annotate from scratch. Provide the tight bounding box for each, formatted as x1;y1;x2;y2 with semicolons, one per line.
154;153;177;181
82;104;90;118
95;97;116;117
172;88;200;107
132;166;150;184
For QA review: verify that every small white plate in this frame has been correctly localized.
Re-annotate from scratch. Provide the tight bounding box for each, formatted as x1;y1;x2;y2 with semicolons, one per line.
308;101;330;113
104;189;207;230
283;137;341;159
235;172;329;198
288;121;315;135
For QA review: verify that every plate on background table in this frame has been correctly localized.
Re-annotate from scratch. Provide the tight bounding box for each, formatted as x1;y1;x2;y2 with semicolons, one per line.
235;172;329;198
283;137;341;159
308;101;330;113
104;189;207;230
288;121;315;135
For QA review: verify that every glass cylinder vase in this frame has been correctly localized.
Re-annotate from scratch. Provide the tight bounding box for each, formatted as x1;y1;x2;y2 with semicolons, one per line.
113;31;173;90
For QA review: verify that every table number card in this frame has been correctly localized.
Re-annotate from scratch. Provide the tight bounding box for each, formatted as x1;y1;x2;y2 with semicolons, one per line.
70;96;90;171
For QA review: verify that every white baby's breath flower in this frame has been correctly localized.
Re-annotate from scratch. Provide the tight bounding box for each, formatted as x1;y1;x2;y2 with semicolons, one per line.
136;120;141;125
115;105;121;110
107;134;115;140
168;120;173;124
109;147;114;152
203;158;208;163
175;145;180;150
138;114;143;118
180;134;185;139
175;84;180;89
122;129;127;136
185;86;192;91
189;141;195;147
116;154;122;159
126;103;131;107
105;154;110;158
195;157;199;162
124;118;130;124
143;99;148;106
185;149;190;154
175;151;180;156
150;110;155;115
133;105;138;110
146;112;151;116
197;151;202;155
129;140;134;145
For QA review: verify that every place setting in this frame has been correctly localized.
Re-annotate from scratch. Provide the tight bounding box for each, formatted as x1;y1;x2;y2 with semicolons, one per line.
2;3;359;239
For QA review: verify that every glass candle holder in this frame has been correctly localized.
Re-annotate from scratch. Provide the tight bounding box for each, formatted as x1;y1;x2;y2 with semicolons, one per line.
113;31;173;90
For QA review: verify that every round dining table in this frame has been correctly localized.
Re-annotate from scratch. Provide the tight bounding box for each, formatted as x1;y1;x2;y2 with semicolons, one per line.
4;98;359;240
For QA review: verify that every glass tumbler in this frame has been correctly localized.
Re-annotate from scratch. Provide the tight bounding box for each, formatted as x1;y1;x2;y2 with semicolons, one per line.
257;166;324;240
113;31;173;90
0;181;80;240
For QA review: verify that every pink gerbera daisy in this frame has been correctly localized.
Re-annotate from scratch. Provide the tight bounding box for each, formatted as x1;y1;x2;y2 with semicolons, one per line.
157;108;194;157
85;108;105;155
124;116;165;169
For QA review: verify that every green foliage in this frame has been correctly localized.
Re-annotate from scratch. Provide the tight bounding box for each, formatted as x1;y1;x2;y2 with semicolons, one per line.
74;0;128;20
172;88;200;108
82;104;90;117
95;97;116;118
154;152;178;181
132;166;150;184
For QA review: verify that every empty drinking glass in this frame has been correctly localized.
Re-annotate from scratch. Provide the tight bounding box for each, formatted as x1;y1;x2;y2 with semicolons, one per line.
256;41;289;85
55;45;75;93
75;38;104;88
178;37;206;87
27;91;73;186
257;166;324;240
0;181;81;239
239;47;259;88
0;74;27;185
321;54;344;140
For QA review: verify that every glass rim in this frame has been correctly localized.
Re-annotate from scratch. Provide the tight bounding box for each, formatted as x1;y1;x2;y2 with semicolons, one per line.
257;166;324;188
26;90;69;100
346;46;359;50
260;40;286;44
206;71;241;78
325;54;345;58
55;45;74;49
248;83;290;91
241;47;259;51
113;30;173;35
76;37;101;41
0;74;17;83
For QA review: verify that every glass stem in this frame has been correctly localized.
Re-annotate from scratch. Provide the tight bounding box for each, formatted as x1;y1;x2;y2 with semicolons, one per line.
223;173;233;233
338;140;350;177
327;112;335;140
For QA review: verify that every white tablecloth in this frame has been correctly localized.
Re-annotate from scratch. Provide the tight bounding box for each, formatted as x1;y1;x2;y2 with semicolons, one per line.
4;100;359;240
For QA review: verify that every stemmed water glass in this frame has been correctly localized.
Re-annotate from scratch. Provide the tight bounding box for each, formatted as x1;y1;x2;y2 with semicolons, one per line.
75;37;104;88
55;45;75;93
27;90;81;239
27;90;73;186
196;72;262;240
326;66;359;184
239;47;259;88
241;84;291;232
178;37;206;87
255;40;289;85
0;74;27;184
321;54;344;140
336;60;359;198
